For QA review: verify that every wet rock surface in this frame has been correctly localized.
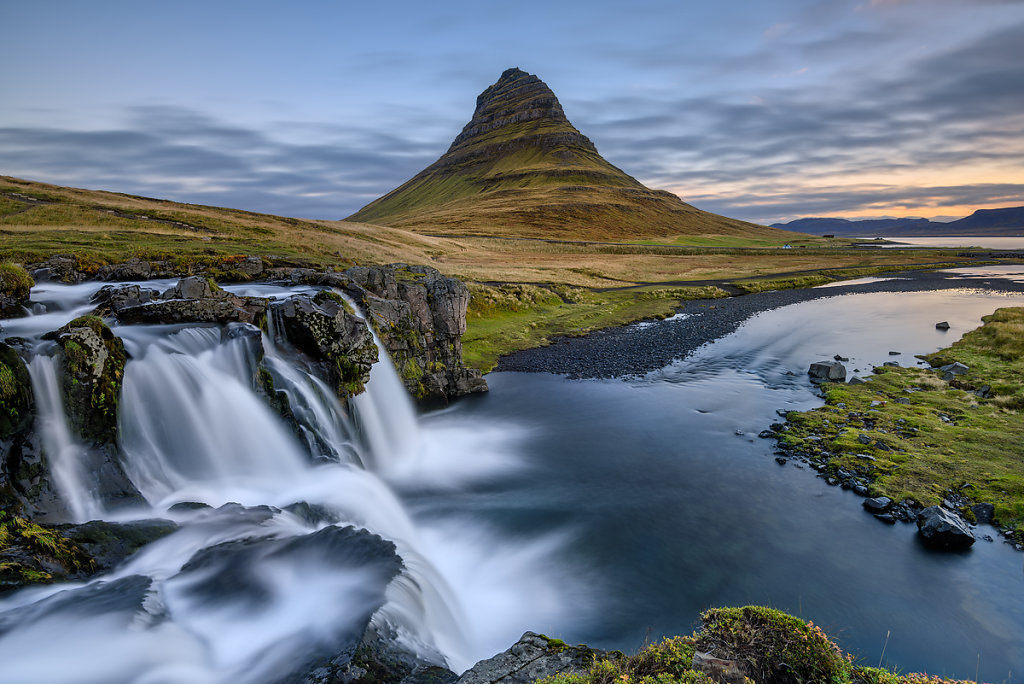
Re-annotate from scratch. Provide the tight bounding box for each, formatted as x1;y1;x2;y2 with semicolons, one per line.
456;632;605;684
95;276;269;326
300;264;487;403
271;292;378;399
917;505;976;550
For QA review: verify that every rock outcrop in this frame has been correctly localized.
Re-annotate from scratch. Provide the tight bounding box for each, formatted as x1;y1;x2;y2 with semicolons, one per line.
0;263;33;319
808;360;846;383
52;316;126;444
456;632;604;684
0;342;33;440
916;506;976;550
93;276;268;326
271;291;379;399
337;264;487;402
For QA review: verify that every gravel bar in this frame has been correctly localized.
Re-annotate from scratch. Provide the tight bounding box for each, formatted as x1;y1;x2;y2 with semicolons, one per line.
495;267;1024;379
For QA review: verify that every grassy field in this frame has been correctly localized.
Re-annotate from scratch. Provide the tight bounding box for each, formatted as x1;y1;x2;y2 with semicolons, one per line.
463;283;730;371
1;175;1004;370
779;307;1024;539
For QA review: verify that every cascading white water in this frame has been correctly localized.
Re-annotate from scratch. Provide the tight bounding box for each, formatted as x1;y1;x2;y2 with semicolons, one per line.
26;354;103;522
351;328;420;473
0;283;573;682
118;327;310;508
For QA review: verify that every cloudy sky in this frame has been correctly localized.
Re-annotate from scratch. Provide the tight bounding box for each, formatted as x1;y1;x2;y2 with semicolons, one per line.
2;0;1022;225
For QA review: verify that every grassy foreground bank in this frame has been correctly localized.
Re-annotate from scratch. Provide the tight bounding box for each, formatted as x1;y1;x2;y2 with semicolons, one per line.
779;307;1024;541
540;605;975;684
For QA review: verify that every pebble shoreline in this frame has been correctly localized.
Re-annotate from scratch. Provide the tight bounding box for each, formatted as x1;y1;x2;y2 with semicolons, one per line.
495;267;1024;378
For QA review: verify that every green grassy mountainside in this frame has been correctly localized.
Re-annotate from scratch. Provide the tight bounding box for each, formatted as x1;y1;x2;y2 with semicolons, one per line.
348;68;793;242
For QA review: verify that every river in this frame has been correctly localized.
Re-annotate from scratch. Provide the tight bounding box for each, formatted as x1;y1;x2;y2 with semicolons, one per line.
1;271;1023;682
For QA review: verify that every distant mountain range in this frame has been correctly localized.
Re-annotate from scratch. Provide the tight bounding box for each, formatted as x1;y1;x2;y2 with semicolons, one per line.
772;206;1024;237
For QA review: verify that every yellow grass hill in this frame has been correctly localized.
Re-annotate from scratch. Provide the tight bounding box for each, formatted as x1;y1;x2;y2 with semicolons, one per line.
348;67;792;242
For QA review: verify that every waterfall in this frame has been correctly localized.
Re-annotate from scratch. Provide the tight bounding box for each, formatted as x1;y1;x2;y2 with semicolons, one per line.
26;354;103;522
351;327;420;473
0;283;561;681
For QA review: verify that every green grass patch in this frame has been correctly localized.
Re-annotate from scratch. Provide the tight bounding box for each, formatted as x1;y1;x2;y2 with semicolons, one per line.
463;283;728;371
539;605;973;684
781;307;1024;539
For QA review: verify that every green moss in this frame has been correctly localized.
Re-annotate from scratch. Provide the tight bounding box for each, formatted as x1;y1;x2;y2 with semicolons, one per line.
56;316;127;443
780;307;1024;536
313;289;355;314
698;606;851;684
0;262;33;301
463;283;730;372
0;512;94;588
0;344;32;438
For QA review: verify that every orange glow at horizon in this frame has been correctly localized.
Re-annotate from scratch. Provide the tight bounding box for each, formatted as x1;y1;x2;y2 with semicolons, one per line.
660;160;1024;222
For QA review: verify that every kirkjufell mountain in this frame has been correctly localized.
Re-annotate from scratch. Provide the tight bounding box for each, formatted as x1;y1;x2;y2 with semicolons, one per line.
349;68;790;241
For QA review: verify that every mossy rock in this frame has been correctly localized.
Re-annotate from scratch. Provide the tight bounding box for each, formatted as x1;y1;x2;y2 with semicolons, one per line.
54;315;127;444
0;512;95;593
696;606;851;684
0;343;33;438
0;262;34;318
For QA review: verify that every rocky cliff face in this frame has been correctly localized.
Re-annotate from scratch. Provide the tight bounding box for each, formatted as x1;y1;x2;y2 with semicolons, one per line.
1;260;485;525
445;67;603;158
334;264;487;402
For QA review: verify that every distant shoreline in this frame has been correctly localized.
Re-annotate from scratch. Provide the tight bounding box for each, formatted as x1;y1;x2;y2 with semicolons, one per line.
495;266;1024;378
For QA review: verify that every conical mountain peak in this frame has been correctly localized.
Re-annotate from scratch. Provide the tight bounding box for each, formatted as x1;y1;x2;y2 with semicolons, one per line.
348;69;780;241
448;68;587;152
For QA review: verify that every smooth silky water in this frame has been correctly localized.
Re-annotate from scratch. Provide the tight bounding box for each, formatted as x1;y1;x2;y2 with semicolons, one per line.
1;278;1023;682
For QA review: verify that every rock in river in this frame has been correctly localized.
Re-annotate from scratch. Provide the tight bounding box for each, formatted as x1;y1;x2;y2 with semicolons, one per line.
808;360;846;382
916;506;975;550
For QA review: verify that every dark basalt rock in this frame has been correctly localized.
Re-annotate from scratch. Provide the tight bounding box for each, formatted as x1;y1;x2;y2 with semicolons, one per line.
270;293;378;399
28;254;86;284
916;505;975;550
58;519;178;572
457;632;606;684
0;263;34;319
52;316;126;445
97;276;268;326
304;620;455;684
863;496;893;513
0;342;33;440
808;360;846;382
301;264;487;403
971;502;995;525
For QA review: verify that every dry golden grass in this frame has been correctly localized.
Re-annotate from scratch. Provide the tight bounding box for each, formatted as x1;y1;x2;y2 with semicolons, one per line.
1;175;984;290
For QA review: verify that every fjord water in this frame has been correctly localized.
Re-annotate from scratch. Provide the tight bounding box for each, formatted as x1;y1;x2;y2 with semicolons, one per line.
1;279;1023;682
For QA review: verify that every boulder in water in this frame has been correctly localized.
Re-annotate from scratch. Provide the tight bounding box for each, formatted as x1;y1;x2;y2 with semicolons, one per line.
52;315;126;444
808;360;846;383
58;519;179;573
916;506;975;550
0;263;34;319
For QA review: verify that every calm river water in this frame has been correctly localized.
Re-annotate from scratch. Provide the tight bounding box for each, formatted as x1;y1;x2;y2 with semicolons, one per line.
408;284;1024;681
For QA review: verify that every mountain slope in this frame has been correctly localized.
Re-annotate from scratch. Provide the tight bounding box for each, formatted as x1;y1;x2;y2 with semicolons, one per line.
773;207;1024;237
348;68;792;242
